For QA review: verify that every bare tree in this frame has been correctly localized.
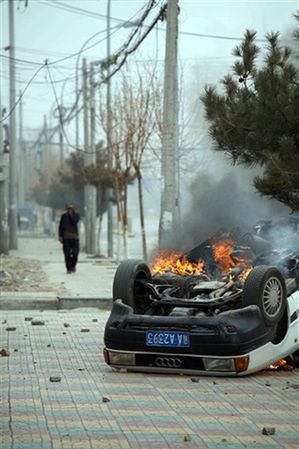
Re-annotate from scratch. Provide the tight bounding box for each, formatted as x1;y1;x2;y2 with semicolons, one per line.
100;63;158;260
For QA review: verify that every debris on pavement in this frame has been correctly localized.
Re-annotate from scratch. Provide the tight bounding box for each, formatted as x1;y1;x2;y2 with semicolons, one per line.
31;320;45;326
262;427;276;435
0;255;67;294
49;376;62;382
0;349;9;357
190;377;200;383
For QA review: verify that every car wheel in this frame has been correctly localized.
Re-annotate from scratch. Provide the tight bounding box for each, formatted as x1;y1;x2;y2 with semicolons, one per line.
242;266;287;327
112;259;152;313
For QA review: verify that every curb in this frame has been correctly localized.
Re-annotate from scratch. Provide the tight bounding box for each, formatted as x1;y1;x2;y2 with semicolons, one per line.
0;295;112;311
58;296;112;310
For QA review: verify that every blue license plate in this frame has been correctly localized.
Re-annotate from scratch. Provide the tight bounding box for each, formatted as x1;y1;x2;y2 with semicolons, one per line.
146;330;190;348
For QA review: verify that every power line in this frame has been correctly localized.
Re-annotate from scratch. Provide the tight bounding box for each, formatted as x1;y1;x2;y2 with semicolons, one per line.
46;62;102;155
15;46;76;58
0;63;46;123
0;21;134;68
0;69;78;85
101;2;166;84
0;4;156;131
0;53;42;67
40;0;147;25
178;29;268;43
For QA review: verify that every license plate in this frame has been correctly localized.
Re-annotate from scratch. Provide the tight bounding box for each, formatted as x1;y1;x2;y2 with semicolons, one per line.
146;330;190;348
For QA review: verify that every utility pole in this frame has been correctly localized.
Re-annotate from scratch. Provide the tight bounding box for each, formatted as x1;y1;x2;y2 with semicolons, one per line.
58;105;64;164
82;58;91;253
106;0;113;258
43;115;48;183
159;0;179;248
8;0;18;249
89;63;97;254
0;84;9;254
18;90;25;206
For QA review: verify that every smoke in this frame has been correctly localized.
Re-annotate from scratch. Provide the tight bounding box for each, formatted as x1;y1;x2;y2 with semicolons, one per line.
176;163;290;252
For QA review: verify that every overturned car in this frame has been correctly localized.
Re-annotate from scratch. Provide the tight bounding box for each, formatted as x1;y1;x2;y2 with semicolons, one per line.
103;225;299;376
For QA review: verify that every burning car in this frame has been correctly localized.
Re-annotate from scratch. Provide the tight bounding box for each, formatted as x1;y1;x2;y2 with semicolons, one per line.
103;226;299;376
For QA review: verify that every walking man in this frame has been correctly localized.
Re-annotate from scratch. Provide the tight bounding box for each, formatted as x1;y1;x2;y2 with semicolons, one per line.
59;202;80;274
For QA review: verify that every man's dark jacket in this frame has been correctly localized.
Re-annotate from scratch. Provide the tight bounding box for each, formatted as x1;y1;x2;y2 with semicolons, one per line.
59;212;80;240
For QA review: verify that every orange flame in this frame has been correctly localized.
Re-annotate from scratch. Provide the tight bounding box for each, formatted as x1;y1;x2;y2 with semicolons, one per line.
209;235;235;274
209;234;253;279
151;234;253;281
267;359;294;371
151;249;205;276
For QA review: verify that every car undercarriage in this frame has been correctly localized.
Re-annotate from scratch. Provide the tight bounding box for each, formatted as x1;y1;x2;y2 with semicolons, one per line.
104;222;299;375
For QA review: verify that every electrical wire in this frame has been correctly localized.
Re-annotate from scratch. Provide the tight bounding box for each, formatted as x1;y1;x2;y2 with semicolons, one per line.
1;1;161;124
0;63;46;123
46;62;94;154
0;53;42;67
45;62;139;156
100;3;166;85
0;69;78;85
0;27;118;68
177;29;267;43
41;0;149;26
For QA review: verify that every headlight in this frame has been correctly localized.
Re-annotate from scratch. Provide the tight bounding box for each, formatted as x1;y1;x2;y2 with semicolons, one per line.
202;357;235;372
108;351;135;366
202;356;249;373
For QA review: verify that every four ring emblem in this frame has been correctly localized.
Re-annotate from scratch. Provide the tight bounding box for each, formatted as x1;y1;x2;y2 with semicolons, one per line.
155;357;182;368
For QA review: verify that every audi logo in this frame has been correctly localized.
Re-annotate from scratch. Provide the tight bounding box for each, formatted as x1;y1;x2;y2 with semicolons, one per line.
155;357;182;368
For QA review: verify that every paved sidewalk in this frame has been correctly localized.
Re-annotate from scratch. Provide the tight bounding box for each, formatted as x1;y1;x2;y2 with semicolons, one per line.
1;308;299;449
1;236;118;310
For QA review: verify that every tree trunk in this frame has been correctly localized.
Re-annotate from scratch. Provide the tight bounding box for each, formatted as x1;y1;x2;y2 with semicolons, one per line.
136;169;147;260
123;182;128;259
97;212;103;255
114;174;122;262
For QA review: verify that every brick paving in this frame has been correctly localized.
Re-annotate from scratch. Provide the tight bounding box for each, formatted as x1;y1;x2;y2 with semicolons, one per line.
1;308;298;449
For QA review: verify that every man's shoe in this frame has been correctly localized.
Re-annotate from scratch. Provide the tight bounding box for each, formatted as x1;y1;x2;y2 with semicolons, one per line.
71;267;76;273
67;271;72;274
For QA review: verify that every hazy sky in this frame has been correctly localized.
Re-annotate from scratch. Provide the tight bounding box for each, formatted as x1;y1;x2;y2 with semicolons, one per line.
1;0;298;136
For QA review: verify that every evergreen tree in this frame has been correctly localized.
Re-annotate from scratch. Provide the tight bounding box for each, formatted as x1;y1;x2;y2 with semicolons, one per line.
201;15;299;212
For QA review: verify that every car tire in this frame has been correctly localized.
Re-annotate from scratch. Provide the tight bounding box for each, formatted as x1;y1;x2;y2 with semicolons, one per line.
242;266;287;327
112;259;152;313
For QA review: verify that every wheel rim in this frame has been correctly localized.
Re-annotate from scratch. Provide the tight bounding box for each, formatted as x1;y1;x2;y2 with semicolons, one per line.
262;276;283;318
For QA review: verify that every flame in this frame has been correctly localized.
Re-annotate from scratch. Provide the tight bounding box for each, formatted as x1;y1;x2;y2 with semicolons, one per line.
267;359;294;371
151;234;253;281
209;235;236;274
209;234;253;281
151;249;205;276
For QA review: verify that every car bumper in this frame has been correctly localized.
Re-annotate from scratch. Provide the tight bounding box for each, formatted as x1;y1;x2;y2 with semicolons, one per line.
103;300;272;376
